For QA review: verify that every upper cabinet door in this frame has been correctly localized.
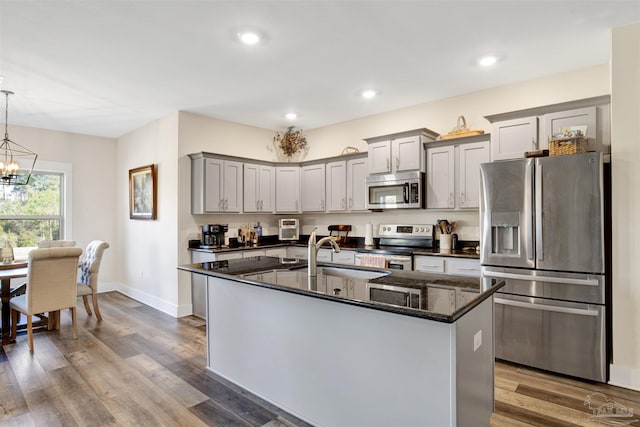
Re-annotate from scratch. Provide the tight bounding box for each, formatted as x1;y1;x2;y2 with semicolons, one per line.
367;140;391;174
347;157;368;211
542;106;597;152
426;145;455;209
276;166;301;213
203;158;223;212
258;165;275;213
301;164;326;212
491;116;538;161
223;160;243;213
326;160;347;212
392;136;422;172
243;163;260;212
458;141;490;208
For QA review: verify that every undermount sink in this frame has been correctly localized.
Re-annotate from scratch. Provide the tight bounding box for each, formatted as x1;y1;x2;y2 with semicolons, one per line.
291;265;390;280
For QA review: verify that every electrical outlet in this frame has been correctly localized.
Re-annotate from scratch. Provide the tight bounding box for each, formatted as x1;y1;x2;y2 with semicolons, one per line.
473;330;482;352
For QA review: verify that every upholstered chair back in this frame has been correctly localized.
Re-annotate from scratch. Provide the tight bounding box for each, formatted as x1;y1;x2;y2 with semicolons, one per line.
38;240;76;248
27;247;83;315
79;241;110;291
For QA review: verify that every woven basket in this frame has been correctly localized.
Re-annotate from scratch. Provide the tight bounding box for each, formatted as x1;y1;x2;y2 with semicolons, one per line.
549;137;587;156
441;116;485;140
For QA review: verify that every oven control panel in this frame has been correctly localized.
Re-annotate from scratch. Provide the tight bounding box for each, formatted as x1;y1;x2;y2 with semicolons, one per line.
378;224;434;238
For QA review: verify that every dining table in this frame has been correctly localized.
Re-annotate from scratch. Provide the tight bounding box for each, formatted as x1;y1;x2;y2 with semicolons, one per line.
0;261;28;345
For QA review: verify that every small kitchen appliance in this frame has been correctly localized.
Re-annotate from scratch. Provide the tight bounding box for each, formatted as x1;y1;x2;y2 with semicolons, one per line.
200;224;228;249
328;224;351;244
278;218;300;241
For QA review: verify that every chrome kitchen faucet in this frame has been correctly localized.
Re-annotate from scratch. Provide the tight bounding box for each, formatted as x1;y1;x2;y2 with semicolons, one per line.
308;228;340;277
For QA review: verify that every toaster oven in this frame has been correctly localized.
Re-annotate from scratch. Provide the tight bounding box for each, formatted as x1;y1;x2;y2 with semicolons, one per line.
279;218;300;241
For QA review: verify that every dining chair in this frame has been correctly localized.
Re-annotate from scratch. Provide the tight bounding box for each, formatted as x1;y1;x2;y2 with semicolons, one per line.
38;240;76;248
10;247;83;352
77;240;109;321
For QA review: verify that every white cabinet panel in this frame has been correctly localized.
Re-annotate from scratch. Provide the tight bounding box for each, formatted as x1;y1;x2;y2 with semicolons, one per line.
332;250;356;265
301;164;326;212
414;256;445;273
490;116;538;161
326;160;346;211
447;258;481;277
426;145;455;209
286;246;308;260
191;156;243;214
543;106;597;152
414;255;480;278
265;248;286;258
367;140;392;174
276;166;300;213
244;163;275;213
458;141;489;209
347;157;367;211
317;248;333;262
223;160;243;212
242;249;266;258
392;135;422;172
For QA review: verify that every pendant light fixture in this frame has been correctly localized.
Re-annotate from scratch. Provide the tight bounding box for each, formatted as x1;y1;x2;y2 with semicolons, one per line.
0;90;37;185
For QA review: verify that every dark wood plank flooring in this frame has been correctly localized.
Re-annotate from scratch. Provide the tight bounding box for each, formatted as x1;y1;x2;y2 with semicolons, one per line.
1;291;638;426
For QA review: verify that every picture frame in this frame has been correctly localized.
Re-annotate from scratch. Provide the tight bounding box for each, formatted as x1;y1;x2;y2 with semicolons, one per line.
129;164;157;220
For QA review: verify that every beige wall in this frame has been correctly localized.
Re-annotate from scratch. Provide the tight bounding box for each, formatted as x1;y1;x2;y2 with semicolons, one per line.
610;22;640;390
7;124;118;287
116;113;181;315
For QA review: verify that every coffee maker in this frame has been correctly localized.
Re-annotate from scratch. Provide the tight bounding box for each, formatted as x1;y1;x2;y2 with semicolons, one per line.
200;224;228;249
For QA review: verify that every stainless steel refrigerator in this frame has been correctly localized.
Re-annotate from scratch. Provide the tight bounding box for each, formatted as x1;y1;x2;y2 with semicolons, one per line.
480;152;609;382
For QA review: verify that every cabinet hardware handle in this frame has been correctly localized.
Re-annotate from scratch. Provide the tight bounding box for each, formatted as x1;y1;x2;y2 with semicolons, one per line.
260;200;263;210
532;137;536;150
386;158;390;171
449;192;454;207
256;200;259;211
396;157;399;170
219;199;223;210
321;199;325;210
349;198;353;208
342;198;346;209
460;191;465;206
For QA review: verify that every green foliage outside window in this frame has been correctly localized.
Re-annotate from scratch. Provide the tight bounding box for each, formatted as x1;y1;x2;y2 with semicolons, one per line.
0;173;62;248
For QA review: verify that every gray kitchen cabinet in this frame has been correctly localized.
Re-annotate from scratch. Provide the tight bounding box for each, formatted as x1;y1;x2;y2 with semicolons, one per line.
414;255;480;277
275;166;301;213
317;248;332;262
243;163;275;213
427;287;456;313
301;163;326;212
242;249;266;258
286;246;308;260
331;250;356;265
326;155;368;212
490;116;538;161
365;128;438;174
326;160;347;211
542;106;598;151
265;247;286;258
347;156;368;211
191;249;243;317
326;276;348;297
426;145;455;209
348;280;368;301
426;137;489;209
190;155;243;214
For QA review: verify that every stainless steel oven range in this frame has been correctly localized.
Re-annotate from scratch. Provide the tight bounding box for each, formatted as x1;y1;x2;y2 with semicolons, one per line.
355;223;435;271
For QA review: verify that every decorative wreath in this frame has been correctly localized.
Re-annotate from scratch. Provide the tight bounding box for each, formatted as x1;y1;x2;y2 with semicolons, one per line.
273;126;308;160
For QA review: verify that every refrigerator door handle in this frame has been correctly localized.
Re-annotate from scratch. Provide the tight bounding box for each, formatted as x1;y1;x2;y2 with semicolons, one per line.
494;298;599;317
526;161;534;260
484;270;600;286
535;162;543;261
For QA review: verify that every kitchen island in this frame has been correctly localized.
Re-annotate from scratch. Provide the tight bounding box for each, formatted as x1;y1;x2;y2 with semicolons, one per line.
179;256;503;427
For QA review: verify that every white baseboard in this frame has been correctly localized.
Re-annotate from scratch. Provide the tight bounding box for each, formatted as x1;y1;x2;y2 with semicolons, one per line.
609;363;640;391
109;282;189;318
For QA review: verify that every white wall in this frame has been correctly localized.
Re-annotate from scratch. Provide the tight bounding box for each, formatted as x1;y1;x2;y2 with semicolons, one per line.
7;124;118;288
610;22;640;391
116;113;181;315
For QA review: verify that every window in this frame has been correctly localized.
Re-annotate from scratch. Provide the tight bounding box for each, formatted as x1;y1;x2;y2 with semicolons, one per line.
0;169;66;260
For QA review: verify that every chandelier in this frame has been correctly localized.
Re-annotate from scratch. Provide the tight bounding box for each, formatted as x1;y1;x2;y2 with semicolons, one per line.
0;90;37;185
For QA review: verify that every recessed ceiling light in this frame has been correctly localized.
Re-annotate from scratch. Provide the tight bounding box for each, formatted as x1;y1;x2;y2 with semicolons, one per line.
238;31;261;45
361;90;377;99
285;112;297;120
479;56;498;67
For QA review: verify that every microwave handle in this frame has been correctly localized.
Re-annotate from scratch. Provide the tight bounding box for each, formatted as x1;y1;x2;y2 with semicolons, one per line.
403;183;409;203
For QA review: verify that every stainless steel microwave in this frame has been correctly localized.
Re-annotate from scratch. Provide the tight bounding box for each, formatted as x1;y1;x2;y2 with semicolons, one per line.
365;171;424;210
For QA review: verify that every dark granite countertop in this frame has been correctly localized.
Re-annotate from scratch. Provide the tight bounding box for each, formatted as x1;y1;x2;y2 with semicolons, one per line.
178;256;502;323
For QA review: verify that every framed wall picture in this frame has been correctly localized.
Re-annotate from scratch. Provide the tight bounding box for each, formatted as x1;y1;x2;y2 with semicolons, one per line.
129;164;157;220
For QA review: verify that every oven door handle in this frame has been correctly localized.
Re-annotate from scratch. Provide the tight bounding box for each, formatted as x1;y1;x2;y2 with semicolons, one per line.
483;271;600;287
494;298;599;317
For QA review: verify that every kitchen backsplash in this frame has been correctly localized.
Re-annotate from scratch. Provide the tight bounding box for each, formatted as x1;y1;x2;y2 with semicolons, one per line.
188;210;480;243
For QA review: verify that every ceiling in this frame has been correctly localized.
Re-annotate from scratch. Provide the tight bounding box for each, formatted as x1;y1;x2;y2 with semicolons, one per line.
0;1;638;139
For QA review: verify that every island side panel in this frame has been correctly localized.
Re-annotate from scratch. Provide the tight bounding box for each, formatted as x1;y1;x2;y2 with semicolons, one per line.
455;296;495;427
206;276;456;427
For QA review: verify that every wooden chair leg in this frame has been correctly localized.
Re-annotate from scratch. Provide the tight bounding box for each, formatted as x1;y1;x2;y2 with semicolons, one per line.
48;311;56;330
27;315;33;352
70;307;78;339
92;293;103;321
11;309;17;339
82;295;93;316
55;310;61;330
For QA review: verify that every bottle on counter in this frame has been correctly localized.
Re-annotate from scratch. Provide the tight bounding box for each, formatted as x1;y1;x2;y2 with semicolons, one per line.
254;222;262;245
451;233;458;250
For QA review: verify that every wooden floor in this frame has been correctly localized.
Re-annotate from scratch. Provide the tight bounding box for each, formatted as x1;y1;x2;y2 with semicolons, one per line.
0;291;638;427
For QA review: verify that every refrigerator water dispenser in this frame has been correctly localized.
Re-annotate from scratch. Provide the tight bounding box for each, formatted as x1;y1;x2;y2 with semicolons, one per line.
491;211;520;255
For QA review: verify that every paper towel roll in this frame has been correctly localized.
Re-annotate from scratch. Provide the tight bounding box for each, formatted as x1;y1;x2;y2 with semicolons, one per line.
365;223;374;246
